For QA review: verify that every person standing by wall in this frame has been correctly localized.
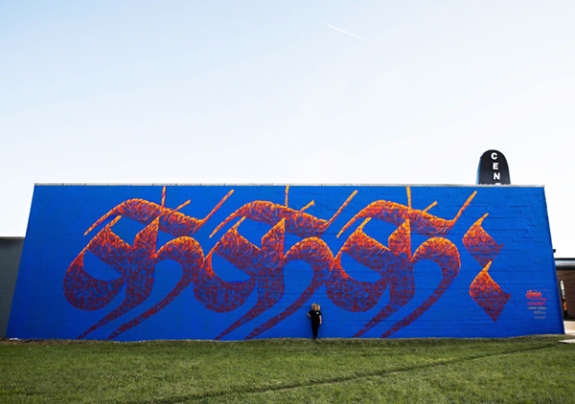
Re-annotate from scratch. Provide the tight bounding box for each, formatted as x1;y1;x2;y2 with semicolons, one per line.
307;303;322;340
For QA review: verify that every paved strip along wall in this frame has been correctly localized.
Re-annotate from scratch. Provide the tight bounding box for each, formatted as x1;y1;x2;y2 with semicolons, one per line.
7;184;563;341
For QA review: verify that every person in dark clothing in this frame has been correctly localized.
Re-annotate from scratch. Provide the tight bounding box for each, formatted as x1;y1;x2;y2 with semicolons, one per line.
307;303;322;340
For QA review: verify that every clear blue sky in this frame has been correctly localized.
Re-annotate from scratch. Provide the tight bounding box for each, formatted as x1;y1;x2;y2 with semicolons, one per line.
1;1;574;256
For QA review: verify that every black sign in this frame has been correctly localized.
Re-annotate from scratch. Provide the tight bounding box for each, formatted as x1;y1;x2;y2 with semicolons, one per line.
477;150;511;185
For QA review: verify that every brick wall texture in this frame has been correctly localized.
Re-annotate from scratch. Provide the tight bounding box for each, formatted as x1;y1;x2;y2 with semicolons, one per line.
7;184;564;341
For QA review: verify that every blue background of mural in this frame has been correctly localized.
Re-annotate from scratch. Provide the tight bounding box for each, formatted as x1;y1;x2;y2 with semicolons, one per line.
7;185;563;341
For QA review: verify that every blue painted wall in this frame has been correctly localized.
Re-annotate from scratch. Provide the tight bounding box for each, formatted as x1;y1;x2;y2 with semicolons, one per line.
7;184;563;341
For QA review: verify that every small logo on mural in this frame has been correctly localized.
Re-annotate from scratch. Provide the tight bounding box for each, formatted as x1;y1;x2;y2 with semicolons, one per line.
526;289;548;319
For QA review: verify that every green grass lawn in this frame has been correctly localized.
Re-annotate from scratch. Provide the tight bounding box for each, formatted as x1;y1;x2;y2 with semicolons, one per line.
1;335;574;403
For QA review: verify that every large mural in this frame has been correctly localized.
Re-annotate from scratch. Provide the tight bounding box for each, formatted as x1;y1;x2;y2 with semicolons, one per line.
7;185;563;341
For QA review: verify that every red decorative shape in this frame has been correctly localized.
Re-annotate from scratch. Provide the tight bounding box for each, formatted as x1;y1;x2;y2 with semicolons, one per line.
463;214;510;321
463;214;503;267
469;262;511;321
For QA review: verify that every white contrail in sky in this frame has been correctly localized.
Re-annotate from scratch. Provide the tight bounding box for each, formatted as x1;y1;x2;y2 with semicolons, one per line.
324;23;361;39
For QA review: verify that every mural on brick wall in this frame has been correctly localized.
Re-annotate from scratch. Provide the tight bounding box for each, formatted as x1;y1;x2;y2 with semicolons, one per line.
8;185;563;341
